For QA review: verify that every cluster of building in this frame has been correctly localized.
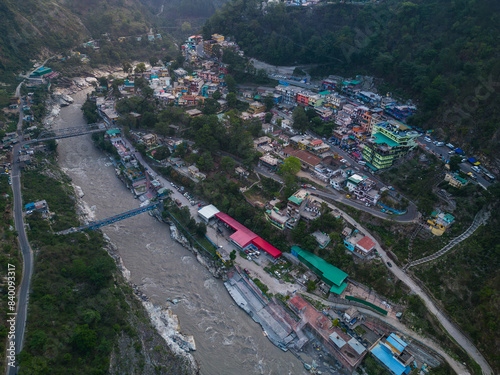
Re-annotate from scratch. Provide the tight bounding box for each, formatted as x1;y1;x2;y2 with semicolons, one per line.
265;189;324;230
103;128;169;199
245;76;418;171
27;66;59;88
196;204;282;261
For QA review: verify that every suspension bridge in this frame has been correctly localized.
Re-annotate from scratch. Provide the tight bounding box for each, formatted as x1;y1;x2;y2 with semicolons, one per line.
23;123;107;145
57;201;161;235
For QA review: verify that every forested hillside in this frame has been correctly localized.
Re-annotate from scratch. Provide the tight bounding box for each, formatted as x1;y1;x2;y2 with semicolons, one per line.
203;0;500;162
0;0;156;84
0;0;231;85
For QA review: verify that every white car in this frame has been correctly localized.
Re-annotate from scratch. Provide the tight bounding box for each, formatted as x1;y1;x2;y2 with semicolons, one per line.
424;137;431;142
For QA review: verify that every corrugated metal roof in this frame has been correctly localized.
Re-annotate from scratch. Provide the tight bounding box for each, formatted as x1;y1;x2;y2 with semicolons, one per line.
295;247;348;287
198;204;220;220
329;282;348;295
251;237;281;259
347;337;366;355
389;334;408;350
371;343;410;375
329;333;346;348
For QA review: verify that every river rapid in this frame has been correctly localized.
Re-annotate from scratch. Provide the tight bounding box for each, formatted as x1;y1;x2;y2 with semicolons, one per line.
51;87;307;375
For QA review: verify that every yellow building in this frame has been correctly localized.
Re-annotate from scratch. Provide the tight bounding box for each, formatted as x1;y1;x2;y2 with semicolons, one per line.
444;172;467;189
211;34;225;42
248;101;266;114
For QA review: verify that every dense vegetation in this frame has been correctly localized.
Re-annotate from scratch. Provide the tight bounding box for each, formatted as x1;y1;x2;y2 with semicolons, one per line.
413;184;500;373
203;0;500;158
0;175;22;373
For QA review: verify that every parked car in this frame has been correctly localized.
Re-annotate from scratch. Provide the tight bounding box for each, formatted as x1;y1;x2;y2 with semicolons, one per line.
387;262;392;268
424;137;431;142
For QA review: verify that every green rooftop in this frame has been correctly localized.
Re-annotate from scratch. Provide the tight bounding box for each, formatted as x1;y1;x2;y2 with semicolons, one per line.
292;246;348;293
106;129;121;135
329;282;348;295
372;132;399;147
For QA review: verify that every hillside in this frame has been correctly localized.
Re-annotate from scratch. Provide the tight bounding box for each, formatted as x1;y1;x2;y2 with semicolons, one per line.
203;0;500;165
0;0;232;84
0;0;156;84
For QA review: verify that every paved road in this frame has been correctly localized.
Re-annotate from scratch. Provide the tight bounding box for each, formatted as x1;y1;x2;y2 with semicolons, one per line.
309;198;492;374
120;135;492;375
254;165;420;223
418;135;493;188
7;83;34;375
378;246;493;374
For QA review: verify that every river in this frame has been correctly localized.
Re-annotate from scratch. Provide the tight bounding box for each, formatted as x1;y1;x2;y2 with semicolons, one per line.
52;88;307;375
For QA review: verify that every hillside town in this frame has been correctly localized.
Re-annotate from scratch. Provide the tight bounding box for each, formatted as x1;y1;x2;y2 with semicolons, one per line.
1;29;497;375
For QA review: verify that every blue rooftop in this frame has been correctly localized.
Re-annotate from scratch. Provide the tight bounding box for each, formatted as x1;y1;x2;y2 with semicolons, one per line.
386;333;408;354
371;343;410;375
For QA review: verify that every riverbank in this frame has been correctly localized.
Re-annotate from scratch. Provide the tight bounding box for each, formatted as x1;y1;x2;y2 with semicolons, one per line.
42;84;201;374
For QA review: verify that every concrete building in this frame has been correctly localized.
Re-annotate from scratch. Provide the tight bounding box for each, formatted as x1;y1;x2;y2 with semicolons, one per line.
444;172;468;189
362;116;419;170
142;133;157;147
287;295;367;373
312;231;331;248
259;154;281;171
198;204;220;224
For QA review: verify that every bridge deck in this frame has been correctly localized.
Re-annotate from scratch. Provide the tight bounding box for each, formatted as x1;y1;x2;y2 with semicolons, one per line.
58;201;161;235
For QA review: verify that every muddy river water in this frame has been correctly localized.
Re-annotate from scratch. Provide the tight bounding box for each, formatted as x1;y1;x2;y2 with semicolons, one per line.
52;88;306;375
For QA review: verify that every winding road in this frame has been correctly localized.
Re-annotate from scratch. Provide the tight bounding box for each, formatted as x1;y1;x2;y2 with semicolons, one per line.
6;83;34;375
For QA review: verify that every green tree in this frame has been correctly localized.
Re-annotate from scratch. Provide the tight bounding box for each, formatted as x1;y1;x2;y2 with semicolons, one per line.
202;98;221;115
226;92;237;108
281;156;301;176
264;95;274;111
230;250;236;261
448;155;462;172
292;106;309;133
134;62;146;74
265;112;273;123
212;90;222;100
122;62;132;73
221;156;236;172
71;324;97;354
149;56;159;66
181;22;192;33
225;75;237;93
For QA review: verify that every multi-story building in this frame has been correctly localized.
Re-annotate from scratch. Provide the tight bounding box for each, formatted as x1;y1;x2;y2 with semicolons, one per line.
248;101;266;114
203;39;217;55
308;94;324;108
326;93;346;109
362;117;419;170
334;111;352;128
296;92;310;106
275;85;300;104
